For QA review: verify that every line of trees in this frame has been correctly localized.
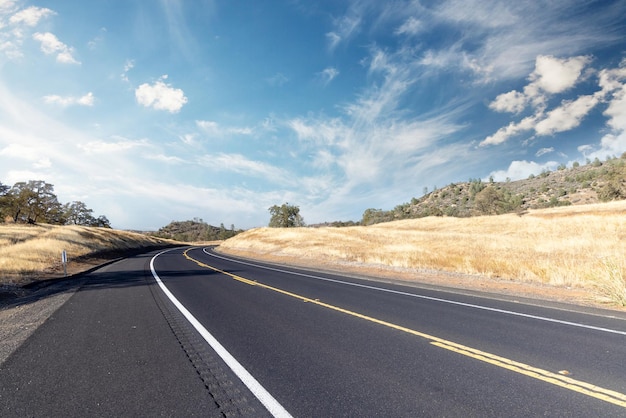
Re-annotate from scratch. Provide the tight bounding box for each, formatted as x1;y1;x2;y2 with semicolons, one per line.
0;180;110;227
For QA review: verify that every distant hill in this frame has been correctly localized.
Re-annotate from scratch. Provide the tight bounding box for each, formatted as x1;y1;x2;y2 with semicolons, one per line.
359;155;626;225
150;218;243;242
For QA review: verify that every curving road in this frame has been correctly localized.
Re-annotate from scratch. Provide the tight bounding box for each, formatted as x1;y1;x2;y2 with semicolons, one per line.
2;246;626;416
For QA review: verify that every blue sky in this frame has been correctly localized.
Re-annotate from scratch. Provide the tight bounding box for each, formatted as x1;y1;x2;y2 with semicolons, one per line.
1;0;625;230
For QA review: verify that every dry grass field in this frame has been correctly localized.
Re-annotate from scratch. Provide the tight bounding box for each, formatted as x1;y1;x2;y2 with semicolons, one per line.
219;200;626;307
0;224;176;286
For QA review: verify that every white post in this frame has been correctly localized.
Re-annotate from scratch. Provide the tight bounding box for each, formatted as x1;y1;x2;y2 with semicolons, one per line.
62;250;67;277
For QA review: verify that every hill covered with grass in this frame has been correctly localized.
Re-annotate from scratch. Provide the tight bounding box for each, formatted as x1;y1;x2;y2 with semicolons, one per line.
0;224;177;286
358;155;626;225
220;201;626;307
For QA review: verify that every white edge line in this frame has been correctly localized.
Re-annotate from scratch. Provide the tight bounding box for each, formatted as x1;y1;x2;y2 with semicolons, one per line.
203;248;626;336
150;248;293;418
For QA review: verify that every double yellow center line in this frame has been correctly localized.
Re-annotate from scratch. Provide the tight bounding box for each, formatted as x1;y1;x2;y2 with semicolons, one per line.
183;249;626;409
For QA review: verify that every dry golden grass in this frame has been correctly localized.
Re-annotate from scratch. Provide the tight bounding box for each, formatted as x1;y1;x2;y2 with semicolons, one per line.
220;200;626;306
0;224;176;285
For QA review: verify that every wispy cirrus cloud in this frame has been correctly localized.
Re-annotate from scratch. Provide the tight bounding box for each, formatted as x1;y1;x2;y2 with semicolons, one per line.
316;67;339;86
43;92;94;107
326;14;360;51
196;120;253;137
199;152;289;184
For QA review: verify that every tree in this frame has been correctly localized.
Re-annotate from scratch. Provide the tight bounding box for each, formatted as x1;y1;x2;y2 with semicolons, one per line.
5;180;61;223
92;215;112;228
268;203;305;227
63;201;95;225
0;181;10;220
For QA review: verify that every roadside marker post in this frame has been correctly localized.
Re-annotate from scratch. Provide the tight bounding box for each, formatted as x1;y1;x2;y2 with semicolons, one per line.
62;250;67;277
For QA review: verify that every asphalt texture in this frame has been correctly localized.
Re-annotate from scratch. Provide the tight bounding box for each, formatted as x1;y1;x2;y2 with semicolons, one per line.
0;250;269;417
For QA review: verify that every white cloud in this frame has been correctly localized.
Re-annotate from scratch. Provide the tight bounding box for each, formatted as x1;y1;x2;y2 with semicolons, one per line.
9;6;54;26
326;15;360;51
121;59;134;82
535;147;554;157
78;137;149;154
199;153;289;183
317;67;339;86
0;1;17;14
528;55;591;95
435;0;517;29
145;154;186;164
578;132;626;162
32;32;80;64
266;72;288;87
480;115;537;146
325;32;341;51
135;76;188;113
395;17;422;36
534;94;599;136
482;54;596;145
488;160;558;182
604;82;626;131
489;90;527;114
196;120;253;137
43;92;94;107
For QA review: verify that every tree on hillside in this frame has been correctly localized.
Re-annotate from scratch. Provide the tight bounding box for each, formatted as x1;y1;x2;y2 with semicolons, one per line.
5;180;61;223
62;201;112;228
0;182;10;220
0;180;110;226
268;203;305;228
63;201;94;225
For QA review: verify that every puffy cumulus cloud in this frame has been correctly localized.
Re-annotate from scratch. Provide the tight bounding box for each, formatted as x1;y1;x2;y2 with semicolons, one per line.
32;32;80;64
489;90;527;113
480;115;538;146
481;55;607;146
43;92;94;107
9;6;54;26
577;132;626;162
534;94;600;136
488;160;559;182
528;55;591;95
135;76;188;113
0;1;17;13
604;81;626;131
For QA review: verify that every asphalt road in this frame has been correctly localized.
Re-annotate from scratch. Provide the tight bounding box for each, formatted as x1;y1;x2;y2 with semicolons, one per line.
2;246;626;417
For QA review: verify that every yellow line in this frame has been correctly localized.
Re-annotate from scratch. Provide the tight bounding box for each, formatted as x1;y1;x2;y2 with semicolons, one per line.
182;249;626;409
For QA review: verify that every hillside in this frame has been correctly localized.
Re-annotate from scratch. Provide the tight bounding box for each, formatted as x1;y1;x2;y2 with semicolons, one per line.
360;155;626;225
150;218;243;242
0;224;178;287
219;200;626;307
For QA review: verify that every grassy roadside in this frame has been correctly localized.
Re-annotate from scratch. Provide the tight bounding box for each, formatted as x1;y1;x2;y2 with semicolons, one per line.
219;201;626;307
0;224;181;287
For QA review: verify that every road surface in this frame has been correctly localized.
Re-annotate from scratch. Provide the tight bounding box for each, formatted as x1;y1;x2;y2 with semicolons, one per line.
1;246;626;416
